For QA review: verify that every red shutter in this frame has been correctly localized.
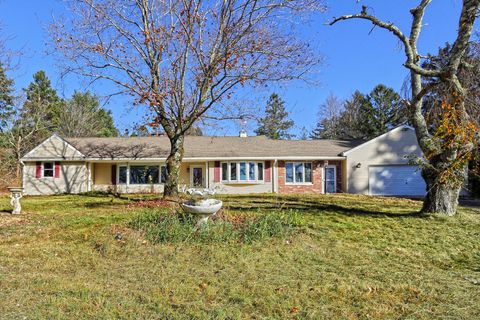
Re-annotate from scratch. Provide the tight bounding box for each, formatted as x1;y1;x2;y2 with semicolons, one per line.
36;162;42;178
265;161;271;182
54;162;60;178
214;161;221;182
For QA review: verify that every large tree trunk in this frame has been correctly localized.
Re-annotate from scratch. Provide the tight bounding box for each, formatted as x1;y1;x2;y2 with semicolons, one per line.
421;160;466;216
163;135;185;198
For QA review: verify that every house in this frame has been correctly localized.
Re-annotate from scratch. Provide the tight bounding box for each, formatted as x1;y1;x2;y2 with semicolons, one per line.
20;125;426;196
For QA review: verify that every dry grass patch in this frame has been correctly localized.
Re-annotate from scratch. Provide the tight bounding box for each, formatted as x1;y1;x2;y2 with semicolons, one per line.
0;193;479;319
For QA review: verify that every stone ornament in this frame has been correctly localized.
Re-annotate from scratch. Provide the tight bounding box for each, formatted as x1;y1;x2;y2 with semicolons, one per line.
8;187;24;215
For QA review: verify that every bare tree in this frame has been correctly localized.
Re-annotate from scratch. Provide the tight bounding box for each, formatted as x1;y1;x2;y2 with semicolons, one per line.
56;91;118;137
330;0;480;216
310;93;344;139
51;0;325;197
3;103;45;180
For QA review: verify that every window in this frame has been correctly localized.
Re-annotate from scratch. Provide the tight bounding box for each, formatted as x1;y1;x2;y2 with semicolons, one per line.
43;162;54;177
285;163;294;183
161;166;167;183
130;166;159;184
119;166;127;184
230;162;237;180
221;162;264;182
304;163;312;183
119;165;166;184
221;163;228;181
285;162;312;184
294;163;304;183
249;162;255;180
239;162;247;181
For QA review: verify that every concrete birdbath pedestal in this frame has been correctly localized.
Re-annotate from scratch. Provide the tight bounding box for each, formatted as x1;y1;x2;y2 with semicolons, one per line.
180;188;222;226
7;187;24;215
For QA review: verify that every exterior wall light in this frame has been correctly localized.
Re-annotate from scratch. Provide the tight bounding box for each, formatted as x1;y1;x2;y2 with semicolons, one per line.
356;163;362;168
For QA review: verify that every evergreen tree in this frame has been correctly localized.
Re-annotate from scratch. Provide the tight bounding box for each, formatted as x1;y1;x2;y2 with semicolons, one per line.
311;86;407;141
0;62;14;132
255;93;294;139
22;71;64;132
309;122;323;139
360;84;407;138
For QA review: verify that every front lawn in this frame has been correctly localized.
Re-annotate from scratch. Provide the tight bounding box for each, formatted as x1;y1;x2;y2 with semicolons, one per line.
0;194;479;319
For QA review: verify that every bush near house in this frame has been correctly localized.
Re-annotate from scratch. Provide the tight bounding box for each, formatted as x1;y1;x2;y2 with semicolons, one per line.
0;194;479;319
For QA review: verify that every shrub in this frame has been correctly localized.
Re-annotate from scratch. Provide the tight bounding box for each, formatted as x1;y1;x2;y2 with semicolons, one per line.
128;210;302;244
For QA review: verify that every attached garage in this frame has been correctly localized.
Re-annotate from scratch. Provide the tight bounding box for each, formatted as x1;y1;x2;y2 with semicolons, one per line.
369;165;426;196
343;125;425;196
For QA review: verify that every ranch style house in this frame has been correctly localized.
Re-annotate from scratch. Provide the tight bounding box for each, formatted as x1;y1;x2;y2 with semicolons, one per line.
20;125;428;197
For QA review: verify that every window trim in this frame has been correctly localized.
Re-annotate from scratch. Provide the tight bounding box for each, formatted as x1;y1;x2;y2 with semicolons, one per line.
42;161;55;178
285;162;313;185
221;161;265;184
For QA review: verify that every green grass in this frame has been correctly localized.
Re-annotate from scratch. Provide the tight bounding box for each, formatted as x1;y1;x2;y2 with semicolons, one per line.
0;193;479;319
129;209;302;244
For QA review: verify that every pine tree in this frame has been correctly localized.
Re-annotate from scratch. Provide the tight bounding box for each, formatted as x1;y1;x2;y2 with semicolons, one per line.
0;62;14;132
360;84;407;138
309;122;323;139
22;71;64;132
255;93;294;139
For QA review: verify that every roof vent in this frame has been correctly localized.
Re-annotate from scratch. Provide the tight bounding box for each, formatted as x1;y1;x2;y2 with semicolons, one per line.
239;130;248;137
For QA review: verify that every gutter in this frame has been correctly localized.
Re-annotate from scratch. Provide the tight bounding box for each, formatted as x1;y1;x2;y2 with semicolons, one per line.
21;156;347;162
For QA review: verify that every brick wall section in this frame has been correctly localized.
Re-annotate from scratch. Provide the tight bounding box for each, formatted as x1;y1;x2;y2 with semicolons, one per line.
277;160;344;194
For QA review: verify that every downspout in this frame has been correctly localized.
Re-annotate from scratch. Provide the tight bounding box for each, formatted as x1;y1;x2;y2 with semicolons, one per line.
20;160;25;188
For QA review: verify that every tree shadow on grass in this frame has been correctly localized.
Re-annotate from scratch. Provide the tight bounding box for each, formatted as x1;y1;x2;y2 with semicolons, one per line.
222;195;425;219
83;201;125;209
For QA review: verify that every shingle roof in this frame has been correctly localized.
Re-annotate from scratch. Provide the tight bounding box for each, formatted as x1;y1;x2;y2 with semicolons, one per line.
64;136;362;159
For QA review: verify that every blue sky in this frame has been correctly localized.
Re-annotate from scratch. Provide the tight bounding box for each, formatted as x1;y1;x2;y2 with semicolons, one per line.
0;0;465;136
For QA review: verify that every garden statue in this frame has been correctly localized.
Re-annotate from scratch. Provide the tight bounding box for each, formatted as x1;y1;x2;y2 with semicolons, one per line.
8;187;24;214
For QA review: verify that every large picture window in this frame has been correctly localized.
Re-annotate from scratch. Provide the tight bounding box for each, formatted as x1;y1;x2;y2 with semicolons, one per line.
130;166;159;184
221;161;264;183
118;165;167;184
285;162;312;184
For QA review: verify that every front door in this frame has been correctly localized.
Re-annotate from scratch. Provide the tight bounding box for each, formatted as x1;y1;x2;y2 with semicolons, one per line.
191;166;204;187
325;166;337;194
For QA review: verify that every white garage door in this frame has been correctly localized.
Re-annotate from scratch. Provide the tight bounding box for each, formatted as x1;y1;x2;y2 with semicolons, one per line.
369;165;426;196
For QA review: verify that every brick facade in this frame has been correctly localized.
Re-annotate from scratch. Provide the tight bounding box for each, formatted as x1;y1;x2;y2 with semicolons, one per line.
277;160;344;194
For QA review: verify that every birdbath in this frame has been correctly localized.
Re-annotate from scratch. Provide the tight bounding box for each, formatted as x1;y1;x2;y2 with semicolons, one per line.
7;187;24;215
180;188;222;226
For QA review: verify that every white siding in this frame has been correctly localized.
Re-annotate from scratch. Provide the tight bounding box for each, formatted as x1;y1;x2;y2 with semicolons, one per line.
22;135;83;160
345;127;423;195
23;161;88;195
